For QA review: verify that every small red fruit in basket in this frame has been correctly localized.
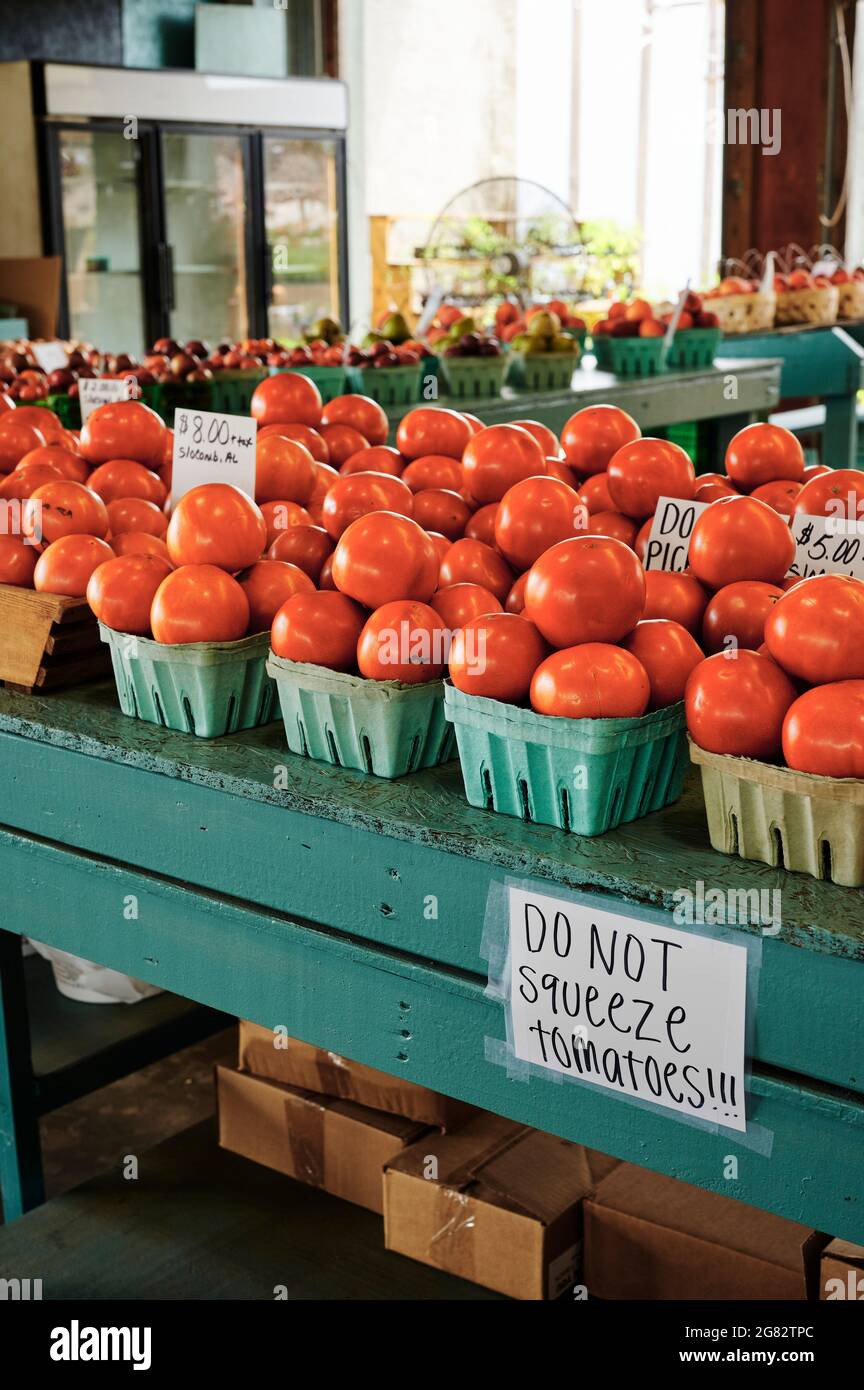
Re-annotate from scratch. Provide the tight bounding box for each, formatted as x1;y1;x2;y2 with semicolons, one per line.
685;650;797;759
321;394;388;447
250;372;323;428
87;553;173;634
438;537;514;603
725;423;804;491
588;510;638;547
106;497;168;538
0;534;38;587
449;612;548;704
396;407;473;461
34;534;115;597
401;455;463;493
607;437;695;519
505;572;529;614
530;643;650;719
620;620;704;710
17;445;89;484
430;583;502;628
357;600;447;683
748;479;801;516
258;422;329;464
412;488;471;540
494;476;585;571
111;532;172;562
267;524;333;582
642;570;709;637
688;495;795;588
260;500;313;547
701;580;784;654
341;445;403;477
332;511;439;608
79;400;166;467
512;419;561;458
763;574;864;683
321;471;414;540
254;435;316;505
793;468;864;521
167;483;266;571
150;565;250;644
0;420;47;473
578;472;615;514
238;559;315;633
271;590;366;671
320;423;369;468
25;479;109;544
782;682;864;778
525;535;645;648
87;458;167;506
462;424;547;504
561;405;641;478
464;503;498;547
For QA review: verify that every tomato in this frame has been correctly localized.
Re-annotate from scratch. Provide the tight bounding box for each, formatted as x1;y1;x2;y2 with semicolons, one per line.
34;534;115;597
494;476;584;571
260;500;314;547
634;516;653;563
505;572;529;614
438;537;514;602
111;532;172;562
396;406;472;461
402;455;464;493
688;495;795;588
106;497;168;538
271;590;366;671
543;456;578;487
793;468;864;521
782;682;864;777
464;503;499;546
250;372;323;428
7;405;64;441
320;424;368;469
24;479;109;544
560;405;641;478
724;422;804;490
321;471;414;540
150;564;250;644
79;401;165;467
318;553;336;590
426;531;452;565
412;488;471;540
258;422;330;464
461;424;546;504
340;445;403;477
86;553;173;633
607;437;695;518
695;480;737;503
0;463;63;500
357;600;446;683
763;574;864;683
458;411;484;435
0;535;37;587
530;643;650;719
512;419;561;458
308;461;340;519
802;463;831;481
332;511;439;607
430;583;502;628
449;612;548;703
642;570;709;636
587;510;637;547
701;580;783;654
321;393;388;447
524;536;645;647
620;620;704;710
684;650;797;758
166;483;266;570
238;559;315;632
579;472;614;514
87;459;166;506
16;446;89;484
0;420;47;473
267;523;333;581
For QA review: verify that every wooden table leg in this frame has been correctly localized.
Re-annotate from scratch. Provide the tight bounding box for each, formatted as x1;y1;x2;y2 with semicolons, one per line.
0;929;44;1221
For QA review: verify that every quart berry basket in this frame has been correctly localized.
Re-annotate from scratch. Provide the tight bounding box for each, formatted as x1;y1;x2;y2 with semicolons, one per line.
506;351;579;392
99;626;276;738
208;369;267;415
345;363;424;406
438;355;507;400
598;337;667;378
267;653;455;778
444;683;688;836
689;739;864;887
666;328;722;369
269;364;348;403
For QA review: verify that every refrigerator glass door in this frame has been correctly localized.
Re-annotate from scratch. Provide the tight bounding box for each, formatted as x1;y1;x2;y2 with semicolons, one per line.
263;136;342;342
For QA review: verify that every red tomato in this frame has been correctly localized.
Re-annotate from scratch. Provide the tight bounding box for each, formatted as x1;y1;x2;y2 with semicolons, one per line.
111;532;172;562
321;471;414;540
505;572;529;614
464;503;499;547
308;461;340;519
0;534;37;587
86;553;173;633
512;419;561;458
0;463;62;500
166;483;266;570
782;682;864;777
763;574;864;683
320;423;369;468
7;405;63;441
267;524;333;582
793;468;864;521
430;583;502;628
579;472;614;514
802;463;831;482
238;559;315;632
357;600;447;683
17;446;89;485
524;536;645;647
250;372;323;428
701;580;783;654
271;590;366;670
321;393;388;447
150;565;250;644
620;620;704;710
34;534;115;597
25;479;109;544
587;510;637;547
543;456;578;487
79;401;165;467
634;516;653;563
695;480;737;503
332;512;439;607
257;422;329;464
561;405;641;477
87;458;166;506
461;424;546;504
494;476;584;571
426;531;452;565
396;407;472;461
688;495;795;588
401;455;463;493
412;488;471;540
260;499;314;548
685;650;797;758
340;445;403;477
642;570;709;636
449;612;548;703
318;553;336;590
0;420;47;473
725;422;804;490
106;497;168;538
255;435;316;504
607;437;695;518
438;537;514;603
530;643;650;718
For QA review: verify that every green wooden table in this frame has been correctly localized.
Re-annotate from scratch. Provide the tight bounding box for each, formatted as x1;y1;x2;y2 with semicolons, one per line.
0;683;860;1242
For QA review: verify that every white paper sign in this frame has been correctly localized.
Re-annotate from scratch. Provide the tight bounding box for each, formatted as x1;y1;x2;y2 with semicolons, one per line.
787;513;864;582
171;407;257;505
31;340;68;373
78;375;135;422
508;887;748;1132
643;496;710;572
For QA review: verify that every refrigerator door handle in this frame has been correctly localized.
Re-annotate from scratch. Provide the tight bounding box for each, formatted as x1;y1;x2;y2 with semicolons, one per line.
164;243;176;312
156;242;176;314
263;242;274;306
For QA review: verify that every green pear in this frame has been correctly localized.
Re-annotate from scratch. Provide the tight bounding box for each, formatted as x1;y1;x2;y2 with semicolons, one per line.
380;312;410;344
528;310;562;339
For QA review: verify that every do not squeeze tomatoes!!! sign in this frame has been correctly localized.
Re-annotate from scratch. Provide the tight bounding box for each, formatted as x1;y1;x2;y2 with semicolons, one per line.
171;407;257;505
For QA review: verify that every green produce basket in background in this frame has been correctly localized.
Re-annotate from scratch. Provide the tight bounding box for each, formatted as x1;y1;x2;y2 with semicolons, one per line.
666;327;722;370
598;336;667;378
506;351;579;392
24;393;80;429
267;653;455;778
345;363;423;407
438;355;507;400
444;683;688;836
209;368;267;415
100;626;276;739
270;364;348;403
156;379;212;426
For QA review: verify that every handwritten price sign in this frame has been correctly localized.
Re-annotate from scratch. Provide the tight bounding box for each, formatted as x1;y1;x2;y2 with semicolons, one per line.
171;407;257;505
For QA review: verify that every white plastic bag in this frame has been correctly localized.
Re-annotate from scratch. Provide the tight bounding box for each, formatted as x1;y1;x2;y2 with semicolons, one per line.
27;941;163;1005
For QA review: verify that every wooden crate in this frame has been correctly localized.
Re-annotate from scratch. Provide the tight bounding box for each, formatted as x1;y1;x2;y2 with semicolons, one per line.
0;585;110;693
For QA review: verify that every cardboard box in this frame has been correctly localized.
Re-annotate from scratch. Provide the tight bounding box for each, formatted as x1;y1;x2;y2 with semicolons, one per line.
238;1021;476;1131
0;258;61;339
383;1112;620;1300
820;1239;864;1300
584;1163;826;1300
217;1066;430;1215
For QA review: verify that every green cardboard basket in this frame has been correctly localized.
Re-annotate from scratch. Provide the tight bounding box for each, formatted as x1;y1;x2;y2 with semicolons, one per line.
24;393;80;429
506;351;579;392
209;368;267;415
269;364;348;403
602;337;667;378
99;626;276;738
444;682;688;836
267;653;455;778
666;328;721;370
345;363;423;406
438;355;507;400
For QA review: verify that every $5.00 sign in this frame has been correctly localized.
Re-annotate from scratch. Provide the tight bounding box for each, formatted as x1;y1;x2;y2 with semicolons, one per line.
171;407;257;505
